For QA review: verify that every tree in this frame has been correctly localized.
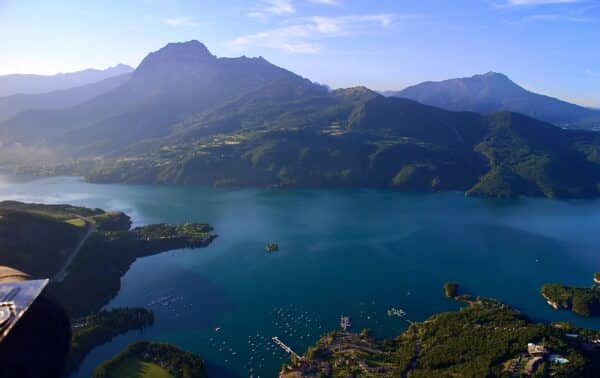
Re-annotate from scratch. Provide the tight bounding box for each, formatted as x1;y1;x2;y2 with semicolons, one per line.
444;282;459;298
572;296;591;317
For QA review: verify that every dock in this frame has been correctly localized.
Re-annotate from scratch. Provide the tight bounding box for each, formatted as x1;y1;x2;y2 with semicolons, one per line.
340;315;351;331
272;336;304;360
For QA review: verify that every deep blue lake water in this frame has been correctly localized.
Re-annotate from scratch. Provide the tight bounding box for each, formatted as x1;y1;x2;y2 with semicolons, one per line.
0;175;599;377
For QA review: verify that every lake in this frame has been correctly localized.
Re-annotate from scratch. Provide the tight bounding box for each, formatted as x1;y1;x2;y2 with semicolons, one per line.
1;174;599;377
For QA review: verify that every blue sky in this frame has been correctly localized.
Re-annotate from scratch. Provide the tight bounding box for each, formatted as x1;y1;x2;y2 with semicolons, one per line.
1;0;599;106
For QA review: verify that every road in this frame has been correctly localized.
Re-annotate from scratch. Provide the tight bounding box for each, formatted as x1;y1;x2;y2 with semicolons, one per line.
52;222;95;282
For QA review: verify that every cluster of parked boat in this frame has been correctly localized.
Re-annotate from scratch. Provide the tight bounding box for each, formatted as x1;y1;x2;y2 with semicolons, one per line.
207;305;326;377
272;305;324;341
146;295;183;307
387;307;406;317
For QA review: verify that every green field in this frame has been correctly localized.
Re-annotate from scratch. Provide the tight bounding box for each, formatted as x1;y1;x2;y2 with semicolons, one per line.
66;218;87;227
92;341;206;378
105;357;172;378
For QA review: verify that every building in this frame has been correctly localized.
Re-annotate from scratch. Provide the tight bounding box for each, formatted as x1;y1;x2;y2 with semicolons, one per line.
527;342;549;356
340;316;351;331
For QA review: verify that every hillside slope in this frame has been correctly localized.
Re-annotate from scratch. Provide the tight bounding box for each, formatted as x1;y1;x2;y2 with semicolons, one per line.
85;87;600;198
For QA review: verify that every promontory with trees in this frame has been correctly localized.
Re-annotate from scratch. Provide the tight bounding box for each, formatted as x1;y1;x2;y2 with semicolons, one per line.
541;283;600;317
0;200;215;315
69;308;155;373
92;341;207;378
444;281;459;298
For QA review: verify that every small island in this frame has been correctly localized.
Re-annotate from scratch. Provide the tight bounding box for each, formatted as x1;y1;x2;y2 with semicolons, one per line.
541;283;600;317
281;288;600;377
265;243;279;253
594;272;600;285
69;308;154;373
92;341;206;378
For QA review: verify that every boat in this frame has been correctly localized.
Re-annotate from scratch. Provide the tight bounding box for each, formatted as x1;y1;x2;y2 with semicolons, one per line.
265;243;279;252
387;307;406;317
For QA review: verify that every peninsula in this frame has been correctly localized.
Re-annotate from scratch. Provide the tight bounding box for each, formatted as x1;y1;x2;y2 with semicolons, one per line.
541;283;600;317
0;201;216;316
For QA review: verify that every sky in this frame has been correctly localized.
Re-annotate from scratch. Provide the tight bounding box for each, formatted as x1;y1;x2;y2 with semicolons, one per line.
1;0;599;107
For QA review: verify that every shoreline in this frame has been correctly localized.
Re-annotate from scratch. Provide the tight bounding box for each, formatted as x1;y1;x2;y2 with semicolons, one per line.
5;172;600;201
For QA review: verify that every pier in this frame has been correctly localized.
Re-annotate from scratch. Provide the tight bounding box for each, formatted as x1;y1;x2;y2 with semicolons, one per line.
340;315;351;331
272;337;304;360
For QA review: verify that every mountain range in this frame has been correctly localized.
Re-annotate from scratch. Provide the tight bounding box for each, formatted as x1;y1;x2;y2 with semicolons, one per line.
0;64;133;97
387;72;600;130
2;41;600;199
0;73;131;123
0;41;310;152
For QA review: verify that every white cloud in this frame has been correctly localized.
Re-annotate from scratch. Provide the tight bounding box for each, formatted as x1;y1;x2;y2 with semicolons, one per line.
247;0;296;22
247;0;344;21
263;0;296;15
232;24;322;53
523;13;593;21
161;16;201;27
231;14;396;53
505;0;580;5
308;0;342;5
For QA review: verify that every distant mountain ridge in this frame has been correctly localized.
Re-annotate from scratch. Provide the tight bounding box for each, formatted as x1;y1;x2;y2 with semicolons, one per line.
0;73;131;123
2;41;600;199
388;72;600;130
0;64;133;97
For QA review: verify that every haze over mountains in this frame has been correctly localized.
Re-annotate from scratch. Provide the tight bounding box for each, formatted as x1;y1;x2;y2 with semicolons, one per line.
0;64;133;97
2;41;600;198
0;73;132;123
387;72;600;130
